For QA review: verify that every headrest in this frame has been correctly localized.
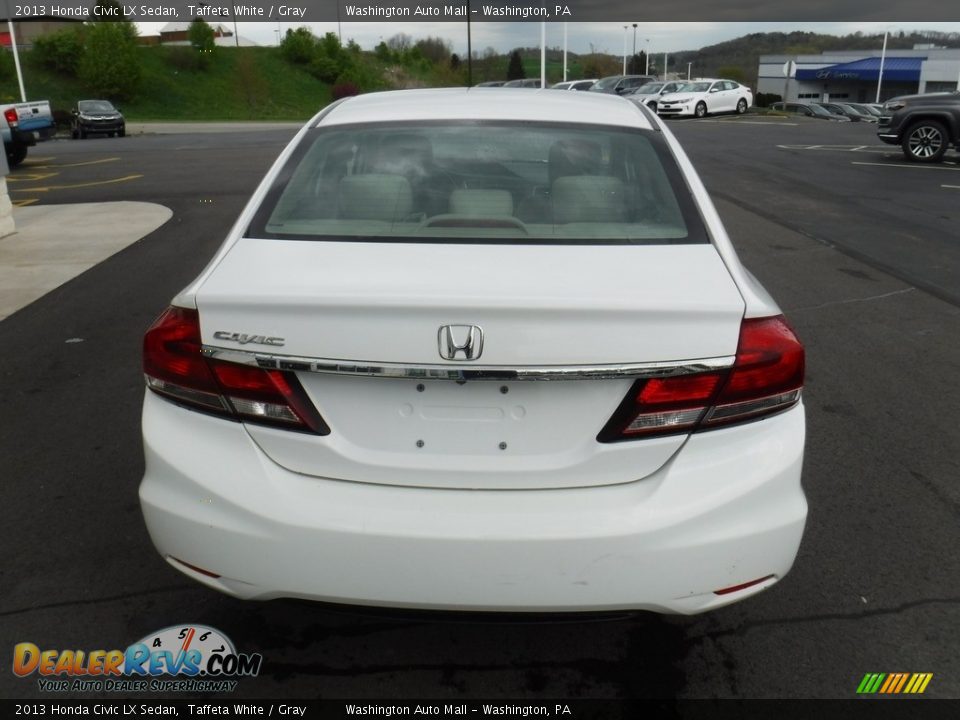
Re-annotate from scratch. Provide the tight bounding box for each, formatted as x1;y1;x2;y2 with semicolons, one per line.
449;189;514;216
551;175;627;224
338;174;414;222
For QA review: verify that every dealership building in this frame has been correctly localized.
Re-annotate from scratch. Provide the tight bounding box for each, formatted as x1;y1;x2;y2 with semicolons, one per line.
758;47;960;104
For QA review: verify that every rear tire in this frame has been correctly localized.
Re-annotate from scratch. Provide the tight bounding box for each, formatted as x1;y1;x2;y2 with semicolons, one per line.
78;127;87;139
118;126;125;138
902;120;948;163
695;101;707;119
736;98;748;115
6;143;27;168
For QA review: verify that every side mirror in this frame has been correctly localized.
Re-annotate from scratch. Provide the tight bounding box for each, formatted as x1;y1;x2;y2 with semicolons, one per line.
709;87;719;93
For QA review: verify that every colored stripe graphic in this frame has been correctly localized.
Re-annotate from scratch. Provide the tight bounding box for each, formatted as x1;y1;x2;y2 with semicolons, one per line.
857;672;932;694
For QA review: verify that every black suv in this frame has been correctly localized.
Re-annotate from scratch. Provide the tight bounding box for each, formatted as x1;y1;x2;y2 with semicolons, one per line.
877;91;960;163
71;99;125;139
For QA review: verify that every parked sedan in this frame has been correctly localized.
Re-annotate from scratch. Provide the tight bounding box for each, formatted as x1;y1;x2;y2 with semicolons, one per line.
657;79;753;118
140;88;807;614
770;102;852;122
550;79;598;91
624;81;686;110
503;78;542;88
814;102;876;122
71;99;125;138
589;74;657;95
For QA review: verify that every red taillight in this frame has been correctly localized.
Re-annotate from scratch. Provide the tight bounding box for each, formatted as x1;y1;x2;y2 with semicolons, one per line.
143;306;329;434
598;315;804;442
3;108;18;126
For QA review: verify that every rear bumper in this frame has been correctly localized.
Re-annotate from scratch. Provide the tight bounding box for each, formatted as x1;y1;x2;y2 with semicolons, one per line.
140;392;807;614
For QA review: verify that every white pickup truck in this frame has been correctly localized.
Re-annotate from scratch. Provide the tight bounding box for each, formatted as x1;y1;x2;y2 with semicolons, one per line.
2;100;56;168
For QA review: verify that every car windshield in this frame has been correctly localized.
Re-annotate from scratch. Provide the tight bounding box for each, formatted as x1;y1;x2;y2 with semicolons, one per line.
78;100;116;112
592;77;621;90
250;122;704;246
634;83;664;94
679;83;711;93
808;105;834;116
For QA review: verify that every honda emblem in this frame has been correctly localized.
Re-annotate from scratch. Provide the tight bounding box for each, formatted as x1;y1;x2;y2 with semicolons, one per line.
438;325;483;361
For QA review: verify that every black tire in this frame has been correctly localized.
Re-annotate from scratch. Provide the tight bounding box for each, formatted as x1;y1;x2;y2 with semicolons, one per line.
78;126;87;139
71;126;78;140
901;120;948;163
695;101;707;119
118;126;125;138
736;98;748;115
6;143;27;168
109;132;115;138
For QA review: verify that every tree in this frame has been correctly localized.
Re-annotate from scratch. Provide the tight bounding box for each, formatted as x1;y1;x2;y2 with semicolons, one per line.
78;21;141;99
507;50;525;80
280;27;317;65
188;18;216;54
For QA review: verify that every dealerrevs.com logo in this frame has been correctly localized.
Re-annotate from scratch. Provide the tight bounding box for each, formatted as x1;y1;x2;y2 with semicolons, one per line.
13;624;262;693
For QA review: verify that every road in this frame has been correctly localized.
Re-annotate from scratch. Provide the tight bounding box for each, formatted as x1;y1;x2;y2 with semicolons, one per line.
1;120;957;700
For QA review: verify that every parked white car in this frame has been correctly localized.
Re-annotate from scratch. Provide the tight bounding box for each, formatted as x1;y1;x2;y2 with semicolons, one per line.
657;79;754;118
624;81;687;111
140;88;806;614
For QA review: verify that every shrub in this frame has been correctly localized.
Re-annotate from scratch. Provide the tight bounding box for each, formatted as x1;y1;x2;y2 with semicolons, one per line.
165;45;206;72
280;27;316;65
33;28;85;76
78;22;141;99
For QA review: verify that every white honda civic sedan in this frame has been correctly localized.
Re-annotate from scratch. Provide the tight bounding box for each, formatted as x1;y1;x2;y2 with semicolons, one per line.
140;88;806;614
657;79;754;118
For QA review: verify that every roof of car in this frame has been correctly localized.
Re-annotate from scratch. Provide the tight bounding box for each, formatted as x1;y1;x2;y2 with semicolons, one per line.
318;88;654;130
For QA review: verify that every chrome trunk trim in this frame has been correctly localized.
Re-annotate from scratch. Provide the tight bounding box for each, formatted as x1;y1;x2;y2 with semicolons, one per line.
202;346;735;382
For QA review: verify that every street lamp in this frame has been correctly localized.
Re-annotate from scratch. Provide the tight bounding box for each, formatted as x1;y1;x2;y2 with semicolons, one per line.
644;38;650;75
622;26;628;75
632;24;637;65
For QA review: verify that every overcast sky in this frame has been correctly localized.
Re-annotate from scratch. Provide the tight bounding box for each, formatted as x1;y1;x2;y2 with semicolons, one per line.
137;21;960;54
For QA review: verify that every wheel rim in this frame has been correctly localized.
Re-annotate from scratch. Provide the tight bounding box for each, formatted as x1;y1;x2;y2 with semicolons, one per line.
738;100;746;113
696;103;706;117
908;126;942;158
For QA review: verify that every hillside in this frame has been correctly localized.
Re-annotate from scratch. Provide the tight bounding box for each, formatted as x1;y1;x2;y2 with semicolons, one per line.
0;46;330;121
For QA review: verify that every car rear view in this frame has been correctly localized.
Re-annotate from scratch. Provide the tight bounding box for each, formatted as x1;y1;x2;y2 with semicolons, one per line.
140;89;806;614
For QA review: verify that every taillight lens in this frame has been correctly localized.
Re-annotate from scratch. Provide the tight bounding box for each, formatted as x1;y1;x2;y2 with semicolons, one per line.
143;307;329;435
598;315;804;442
3;108;18;126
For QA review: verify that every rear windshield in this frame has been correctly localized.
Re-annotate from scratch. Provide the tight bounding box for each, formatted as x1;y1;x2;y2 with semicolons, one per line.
248;121;707;245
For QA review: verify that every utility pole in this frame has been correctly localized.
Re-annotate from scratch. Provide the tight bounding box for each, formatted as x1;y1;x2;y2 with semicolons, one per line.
663;52;668;80
687;62;692;80
563;23;568;82
645;39;650;74
632;23;637;70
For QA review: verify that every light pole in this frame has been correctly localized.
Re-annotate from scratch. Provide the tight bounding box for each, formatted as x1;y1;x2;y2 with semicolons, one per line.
687;62;692;80
622;26;628;75
875;29;889;103
644;39;650;75
632;24;637;71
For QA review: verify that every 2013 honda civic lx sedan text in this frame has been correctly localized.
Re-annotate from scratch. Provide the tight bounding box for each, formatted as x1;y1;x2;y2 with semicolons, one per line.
140;88;807;614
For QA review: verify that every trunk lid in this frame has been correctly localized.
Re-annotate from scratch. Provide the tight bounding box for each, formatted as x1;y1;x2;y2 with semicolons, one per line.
196;238;745;489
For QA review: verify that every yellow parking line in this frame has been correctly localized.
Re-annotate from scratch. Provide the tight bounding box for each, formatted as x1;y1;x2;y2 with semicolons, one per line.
21;156;55;164
12;198;39;206
31;157;120;169
10;174;143;192
7;172;59;183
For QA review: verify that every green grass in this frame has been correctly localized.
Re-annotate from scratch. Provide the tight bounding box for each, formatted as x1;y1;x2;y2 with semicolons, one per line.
0;46;331;121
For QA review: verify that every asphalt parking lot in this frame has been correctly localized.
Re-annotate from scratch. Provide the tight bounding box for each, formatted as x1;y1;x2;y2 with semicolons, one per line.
1;117;957;700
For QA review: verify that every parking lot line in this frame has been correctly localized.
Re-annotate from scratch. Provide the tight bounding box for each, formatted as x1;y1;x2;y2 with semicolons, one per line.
943;184;960;190
851;161;960;171
30;157;120;169
9;174;144;193
12;198;39;207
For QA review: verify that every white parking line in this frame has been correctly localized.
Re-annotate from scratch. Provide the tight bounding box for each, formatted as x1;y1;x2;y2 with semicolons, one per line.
943;184;960;189
851;161;960;171
778;144;892;153
707;120;799;126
